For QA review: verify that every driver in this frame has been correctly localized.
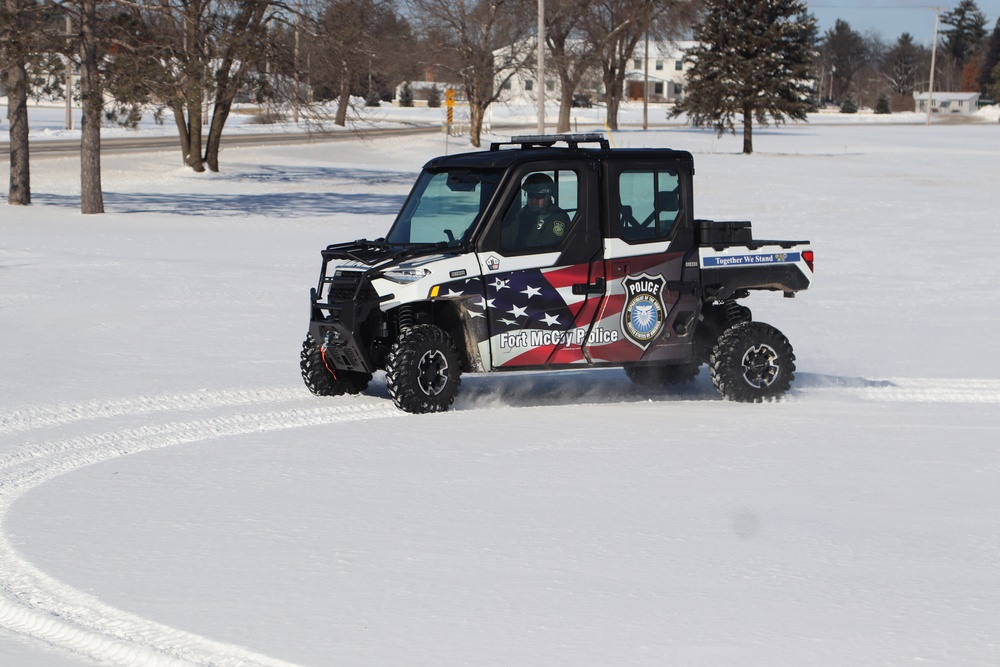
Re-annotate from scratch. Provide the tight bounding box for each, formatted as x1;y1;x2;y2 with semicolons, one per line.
509;173;570;248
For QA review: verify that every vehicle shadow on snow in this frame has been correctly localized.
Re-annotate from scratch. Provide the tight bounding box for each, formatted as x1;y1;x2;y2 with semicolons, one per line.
456;370;724;409
33;190;407;217
450;370;897;409
367;367;724;410
364;369;897;410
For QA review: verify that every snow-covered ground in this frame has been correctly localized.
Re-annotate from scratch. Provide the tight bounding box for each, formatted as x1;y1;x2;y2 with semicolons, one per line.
2;106;1000;666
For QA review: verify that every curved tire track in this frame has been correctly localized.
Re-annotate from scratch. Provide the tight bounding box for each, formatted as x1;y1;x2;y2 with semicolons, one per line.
3;376;998;663
0;387;401;666
0;387;310;436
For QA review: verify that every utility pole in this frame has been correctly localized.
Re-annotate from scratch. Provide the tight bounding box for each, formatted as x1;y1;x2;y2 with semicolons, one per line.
643;32;649;130
537;0;545;134
294;1;300;125
65;13;73;130
927;7;939;126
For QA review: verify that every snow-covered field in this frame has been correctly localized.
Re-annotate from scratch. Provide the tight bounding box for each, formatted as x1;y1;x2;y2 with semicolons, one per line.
2;106;1000;666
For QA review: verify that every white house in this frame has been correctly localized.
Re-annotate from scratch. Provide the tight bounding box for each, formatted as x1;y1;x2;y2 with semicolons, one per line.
623;40;697;103
914;91;981;115
496;40;696;106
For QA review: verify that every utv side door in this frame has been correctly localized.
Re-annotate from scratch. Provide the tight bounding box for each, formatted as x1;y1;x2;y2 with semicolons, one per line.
583;159;702;364
475;160;604;369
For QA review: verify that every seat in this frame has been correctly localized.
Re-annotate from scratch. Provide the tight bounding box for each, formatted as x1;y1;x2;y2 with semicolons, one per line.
645;190;679;238
621;191;679;241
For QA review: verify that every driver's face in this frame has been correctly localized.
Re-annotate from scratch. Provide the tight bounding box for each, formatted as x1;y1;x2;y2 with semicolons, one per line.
527;193;549;211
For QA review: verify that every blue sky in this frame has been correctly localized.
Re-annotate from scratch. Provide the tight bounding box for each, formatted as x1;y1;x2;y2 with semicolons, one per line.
808;1;1000;44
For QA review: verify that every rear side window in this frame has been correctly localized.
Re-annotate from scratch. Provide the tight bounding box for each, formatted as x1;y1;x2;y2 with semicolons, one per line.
618;168;680;243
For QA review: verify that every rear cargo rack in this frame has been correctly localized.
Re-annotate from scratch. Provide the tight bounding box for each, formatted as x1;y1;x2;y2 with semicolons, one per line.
490;133;610;151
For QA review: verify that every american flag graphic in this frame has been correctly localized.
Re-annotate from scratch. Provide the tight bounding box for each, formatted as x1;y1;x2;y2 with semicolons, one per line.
477;263;611;367
435;258;677;367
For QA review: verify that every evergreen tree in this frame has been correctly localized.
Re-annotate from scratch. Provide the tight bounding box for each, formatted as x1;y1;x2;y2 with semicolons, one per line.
821;20;868;103
874;94;891;114
426;84;441;108
673;0;817;154
885;33;925;96
839;96;858;113
399;81;414;107
979;18;1000;96
991;61;1000;105
942;0;987;68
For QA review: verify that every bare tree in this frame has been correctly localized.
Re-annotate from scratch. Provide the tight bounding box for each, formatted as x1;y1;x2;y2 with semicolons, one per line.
852;31;890;108
544;0;598;133
77;0;103;213
582;0;698;130
410;0;534;147
307;0;417;126
1;0;44;205
112;0;278;172
203;1;273;171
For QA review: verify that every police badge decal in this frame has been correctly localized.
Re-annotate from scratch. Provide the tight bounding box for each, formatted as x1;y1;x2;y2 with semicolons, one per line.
621;273;667;350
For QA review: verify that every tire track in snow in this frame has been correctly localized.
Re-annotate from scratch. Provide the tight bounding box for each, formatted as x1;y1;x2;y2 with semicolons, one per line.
2;376;997;664
0;387;311;436
795;375;1000;403
856;377;1000;403
0;390;402;666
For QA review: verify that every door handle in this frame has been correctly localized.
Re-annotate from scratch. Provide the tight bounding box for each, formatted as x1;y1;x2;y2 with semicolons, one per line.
572;277;606;295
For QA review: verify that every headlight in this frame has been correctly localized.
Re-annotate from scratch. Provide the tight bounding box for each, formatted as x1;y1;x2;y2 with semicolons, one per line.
382;267;430;284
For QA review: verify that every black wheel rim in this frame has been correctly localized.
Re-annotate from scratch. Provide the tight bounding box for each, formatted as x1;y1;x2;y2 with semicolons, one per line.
741;343;780;389
417;349;450;396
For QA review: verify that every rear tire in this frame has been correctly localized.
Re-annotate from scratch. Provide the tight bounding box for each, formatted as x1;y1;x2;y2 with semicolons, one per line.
385;325;462;413
709;322;795;402
300;334;371;396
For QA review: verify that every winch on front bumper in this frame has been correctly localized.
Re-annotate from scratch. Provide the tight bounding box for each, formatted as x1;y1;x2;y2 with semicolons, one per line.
307;239;462;374
308;250;388;374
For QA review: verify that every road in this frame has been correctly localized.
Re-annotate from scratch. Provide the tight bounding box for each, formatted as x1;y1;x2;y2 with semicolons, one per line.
0;121;687;159
0;124;444;158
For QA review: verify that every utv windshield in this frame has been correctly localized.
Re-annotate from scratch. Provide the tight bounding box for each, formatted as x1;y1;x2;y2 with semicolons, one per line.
386;168;501;246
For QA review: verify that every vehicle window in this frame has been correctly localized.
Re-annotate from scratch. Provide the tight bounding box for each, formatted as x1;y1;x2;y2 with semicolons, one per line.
618;168;680;243
387;169;499;245
500;169;580;252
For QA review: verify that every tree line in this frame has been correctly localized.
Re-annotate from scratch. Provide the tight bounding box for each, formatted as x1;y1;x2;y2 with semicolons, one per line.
816;0;1000;112
3;0;1000;210
669;0;1000;153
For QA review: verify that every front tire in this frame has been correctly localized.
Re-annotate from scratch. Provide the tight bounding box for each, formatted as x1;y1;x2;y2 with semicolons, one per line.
709;322;795;402
385;325;462;413
300;334;371;396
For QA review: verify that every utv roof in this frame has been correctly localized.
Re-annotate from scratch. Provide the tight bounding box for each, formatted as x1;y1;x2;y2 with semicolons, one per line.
422;133;694;170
